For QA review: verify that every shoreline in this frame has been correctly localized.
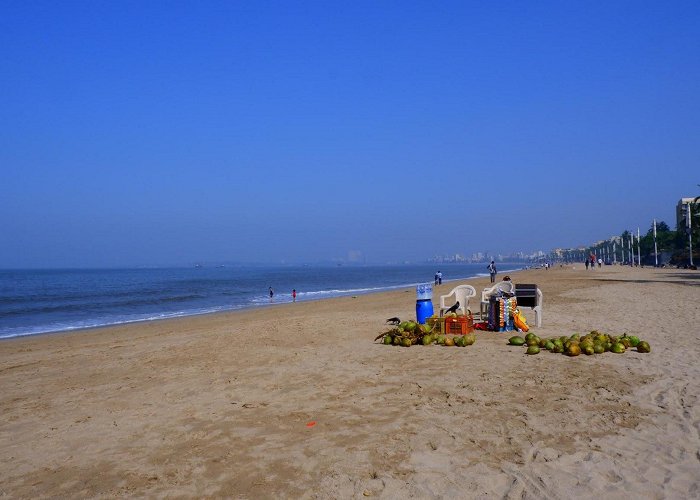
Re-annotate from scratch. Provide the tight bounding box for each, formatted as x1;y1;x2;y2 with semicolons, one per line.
0;271;484;344
0;264;526;341
2;265;699;497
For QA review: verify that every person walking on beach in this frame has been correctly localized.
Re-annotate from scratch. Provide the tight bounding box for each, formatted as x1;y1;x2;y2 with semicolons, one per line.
292;289;297;302
487;261;497;283
434;272;439;286
269;287;274;301
585;259;589;270
437;271;442;285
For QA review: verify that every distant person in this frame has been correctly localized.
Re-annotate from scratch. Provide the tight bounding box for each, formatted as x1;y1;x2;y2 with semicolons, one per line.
292;289;297;302
437;271;442;285
269;287;274;301
487;261;497;283
434;272;439;286
598;258;602;268
585;259;589;270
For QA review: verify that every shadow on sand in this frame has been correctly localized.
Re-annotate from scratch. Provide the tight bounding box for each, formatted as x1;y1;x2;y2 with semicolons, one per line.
593;271;700;288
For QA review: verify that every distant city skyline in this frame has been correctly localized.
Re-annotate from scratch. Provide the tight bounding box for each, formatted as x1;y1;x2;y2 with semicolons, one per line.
428;250;545;264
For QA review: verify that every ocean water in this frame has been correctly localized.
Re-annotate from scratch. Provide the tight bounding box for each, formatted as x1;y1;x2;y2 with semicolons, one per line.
0;263;517;339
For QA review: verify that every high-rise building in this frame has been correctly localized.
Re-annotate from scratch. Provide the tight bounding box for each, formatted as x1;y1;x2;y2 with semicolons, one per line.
677;197;696;231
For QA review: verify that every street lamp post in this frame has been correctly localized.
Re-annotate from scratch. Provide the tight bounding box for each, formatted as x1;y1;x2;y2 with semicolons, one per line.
689;205;694;267
630;233;634;266
637;227;641;267
653;219;658;267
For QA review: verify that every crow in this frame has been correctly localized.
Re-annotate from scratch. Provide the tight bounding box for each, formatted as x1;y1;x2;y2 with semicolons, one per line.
385;317;401;325
444;301;460;315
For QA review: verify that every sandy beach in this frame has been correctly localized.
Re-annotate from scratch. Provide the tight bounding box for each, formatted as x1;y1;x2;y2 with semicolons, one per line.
1;265;699;498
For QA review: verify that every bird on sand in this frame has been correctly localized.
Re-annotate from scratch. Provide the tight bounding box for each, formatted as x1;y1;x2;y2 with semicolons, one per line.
385;317;401;325
444;301;460;315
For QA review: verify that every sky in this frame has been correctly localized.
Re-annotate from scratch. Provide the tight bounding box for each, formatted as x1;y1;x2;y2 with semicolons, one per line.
2;1;699;267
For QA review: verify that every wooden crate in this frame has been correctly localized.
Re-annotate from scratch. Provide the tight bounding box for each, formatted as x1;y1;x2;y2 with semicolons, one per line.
427;316;445;334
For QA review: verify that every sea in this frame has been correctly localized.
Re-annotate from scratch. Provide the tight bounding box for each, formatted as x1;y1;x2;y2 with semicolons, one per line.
0;263;522;340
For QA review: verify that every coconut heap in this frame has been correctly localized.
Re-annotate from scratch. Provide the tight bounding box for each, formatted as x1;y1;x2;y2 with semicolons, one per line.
508;331;651;356
375;320;476;347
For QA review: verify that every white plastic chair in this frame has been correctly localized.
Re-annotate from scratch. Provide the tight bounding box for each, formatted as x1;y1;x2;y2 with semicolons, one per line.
479;281;515;320
480;280;515;302
438;285;476;317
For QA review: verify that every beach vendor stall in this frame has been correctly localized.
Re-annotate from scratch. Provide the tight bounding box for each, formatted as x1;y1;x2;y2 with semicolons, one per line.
480;277;536;332
487;294;518;331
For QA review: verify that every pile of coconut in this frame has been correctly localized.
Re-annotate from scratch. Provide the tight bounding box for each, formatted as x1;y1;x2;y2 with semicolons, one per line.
375;320;476;347
508;331;651;355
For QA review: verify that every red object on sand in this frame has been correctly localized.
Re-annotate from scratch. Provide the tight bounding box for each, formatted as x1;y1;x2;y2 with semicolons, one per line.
444;315;474;335
306;421;316;427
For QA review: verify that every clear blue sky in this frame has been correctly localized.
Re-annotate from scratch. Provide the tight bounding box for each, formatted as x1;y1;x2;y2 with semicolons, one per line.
2;1;699;267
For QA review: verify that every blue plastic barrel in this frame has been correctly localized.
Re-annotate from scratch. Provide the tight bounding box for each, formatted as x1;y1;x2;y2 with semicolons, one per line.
416;299;434;324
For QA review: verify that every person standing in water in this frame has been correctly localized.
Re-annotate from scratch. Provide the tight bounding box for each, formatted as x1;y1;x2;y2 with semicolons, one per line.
269;287;274;301
292;289;297;302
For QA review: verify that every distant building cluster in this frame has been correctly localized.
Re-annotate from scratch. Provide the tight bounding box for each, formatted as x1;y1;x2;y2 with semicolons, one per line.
428;250;544;264
427;196;698;267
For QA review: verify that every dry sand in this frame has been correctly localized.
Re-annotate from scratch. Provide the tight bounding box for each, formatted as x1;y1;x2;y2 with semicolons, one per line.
1;265;699;499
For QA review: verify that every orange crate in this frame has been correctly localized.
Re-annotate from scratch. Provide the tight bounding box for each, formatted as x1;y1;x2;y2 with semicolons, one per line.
444;315;474;335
